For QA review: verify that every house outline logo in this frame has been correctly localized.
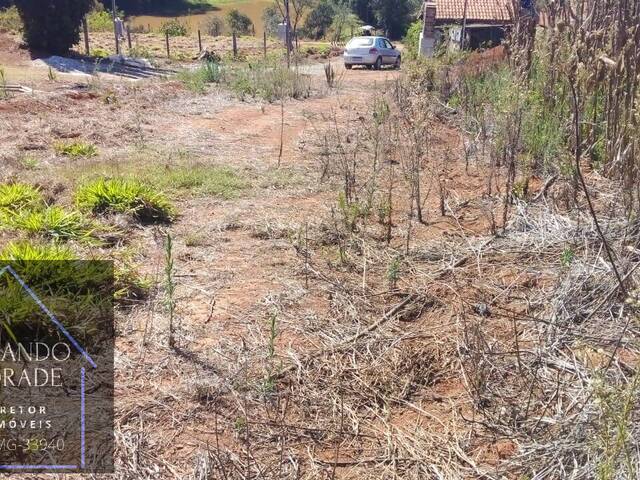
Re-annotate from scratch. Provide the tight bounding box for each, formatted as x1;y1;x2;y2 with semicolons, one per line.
0;264;98;471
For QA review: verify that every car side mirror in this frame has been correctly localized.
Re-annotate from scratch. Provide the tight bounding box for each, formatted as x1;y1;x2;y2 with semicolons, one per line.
391;44;396;49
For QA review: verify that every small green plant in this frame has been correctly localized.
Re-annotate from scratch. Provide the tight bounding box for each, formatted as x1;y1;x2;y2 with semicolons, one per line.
560;247;575;267
178;62;222;94
228;60;311;102
0;66;7;100
86;8;121;32
91;47;110;58
0;241;75;261
0;183;43;210
128;45;153;60
1;206;95;241
54;141;98;157
164;233;176;348
75;178;175;223
160;18;187;37
387;255;402;289
47;66;57;81
18;155;39;170
337;192;362;232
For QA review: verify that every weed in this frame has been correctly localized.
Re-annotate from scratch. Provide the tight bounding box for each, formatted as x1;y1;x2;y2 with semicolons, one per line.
560;247;575;267
145;165;247;199
386;255;402;289
87;9;118;32
0;6;21;33
160;18;187;37
228;60;311;102
91;47;110;58
47;66;57;82
0;241;75;261
164;233;176;348
75;178;175;223
1;206;95;241
178;62;222;94
0;183;43;210
18;155;39;170
54;141;98;158
114;261;151;301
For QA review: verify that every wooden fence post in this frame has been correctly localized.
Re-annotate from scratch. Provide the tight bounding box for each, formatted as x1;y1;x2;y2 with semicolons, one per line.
127;26;132;50
166;32;170;58
232;32;237;59
263;31;267;58
198;29;202;52
82;17;90;55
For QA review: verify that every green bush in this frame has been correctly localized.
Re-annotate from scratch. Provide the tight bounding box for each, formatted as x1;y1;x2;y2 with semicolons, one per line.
1;206;95;241
403;20;422;60
15;0;94;53
202;15;223;37
75;177;175;223
229;60;311;102
0;183;43;210
226;9;252;36
159;18;187;37
0;240;76;261
54;141;98;157
178;61;222;94
0;5;21;32
303;1;335;40
87;8;113;32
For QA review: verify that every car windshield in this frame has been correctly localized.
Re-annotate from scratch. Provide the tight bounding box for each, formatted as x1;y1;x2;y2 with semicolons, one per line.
348;38;374;47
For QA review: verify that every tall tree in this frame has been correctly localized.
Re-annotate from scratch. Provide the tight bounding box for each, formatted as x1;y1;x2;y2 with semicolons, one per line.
371;0;416;38
15;0;94;53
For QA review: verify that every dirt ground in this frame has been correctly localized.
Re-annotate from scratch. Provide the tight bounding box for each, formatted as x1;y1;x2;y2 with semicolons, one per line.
0;31;545;479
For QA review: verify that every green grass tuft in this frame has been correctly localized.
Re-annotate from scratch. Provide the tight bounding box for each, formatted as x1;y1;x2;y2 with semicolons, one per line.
75;178;175;223
179;62;223;94
1;206;95;241
0;183;43;210
54;141;98;158
0;241;76;261
151;165;248;199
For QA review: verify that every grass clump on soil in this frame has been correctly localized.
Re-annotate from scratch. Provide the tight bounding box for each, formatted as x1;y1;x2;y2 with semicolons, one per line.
178;61;223;94
228;60;311;102
146;165;248;199
0;240;76;261
75;177;175;223
0;183;43;210
1;206;95;241
54;141;98;158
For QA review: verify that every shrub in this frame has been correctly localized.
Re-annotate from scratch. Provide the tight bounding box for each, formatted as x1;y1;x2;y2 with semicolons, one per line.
228;61;311;102
0;240;76;260
159;18;187;37
0;5;21;32
1;206;95;241
403;20;422;60
178;61;222;94
14;0;94;53
87;8;113;32
303;1;334;40
75;177;175;223
91;46;110;58
202;15;223;37
149;165;248;199
262;5;280;37
226;9;252;36
0;183;43;210
54;141;98;157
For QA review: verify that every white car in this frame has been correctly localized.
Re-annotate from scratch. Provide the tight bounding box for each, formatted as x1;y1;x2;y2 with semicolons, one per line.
343;36;401;70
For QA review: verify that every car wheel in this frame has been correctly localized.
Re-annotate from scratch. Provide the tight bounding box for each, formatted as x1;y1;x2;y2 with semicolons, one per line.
394;56;401;70
374;57;382;70
345;64;353;70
